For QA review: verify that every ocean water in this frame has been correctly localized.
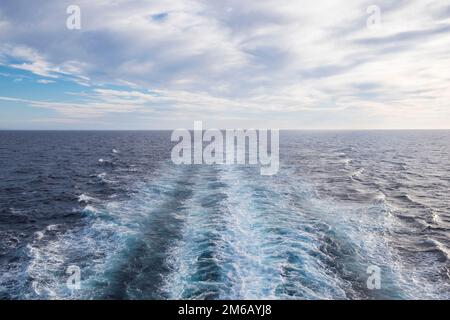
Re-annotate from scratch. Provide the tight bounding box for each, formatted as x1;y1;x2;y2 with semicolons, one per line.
0;130;449;300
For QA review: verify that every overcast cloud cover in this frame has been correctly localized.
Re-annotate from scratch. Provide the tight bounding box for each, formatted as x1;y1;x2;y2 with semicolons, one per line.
0;0;449;129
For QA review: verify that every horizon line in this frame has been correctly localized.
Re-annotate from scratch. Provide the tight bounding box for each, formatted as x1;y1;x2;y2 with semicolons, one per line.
1;128;450;131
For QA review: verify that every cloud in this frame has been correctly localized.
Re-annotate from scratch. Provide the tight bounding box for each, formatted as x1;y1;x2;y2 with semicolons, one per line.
0;0;449;128
36;79;55;84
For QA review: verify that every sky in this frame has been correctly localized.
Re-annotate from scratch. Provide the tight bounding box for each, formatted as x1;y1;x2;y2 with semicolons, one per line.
0;0;449;130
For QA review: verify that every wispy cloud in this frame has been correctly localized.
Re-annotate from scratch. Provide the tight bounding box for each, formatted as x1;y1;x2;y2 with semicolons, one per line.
36;79;55;84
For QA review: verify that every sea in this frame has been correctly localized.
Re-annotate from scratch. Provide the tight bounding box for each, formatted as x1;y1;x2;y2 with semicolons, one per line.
0;130;449;299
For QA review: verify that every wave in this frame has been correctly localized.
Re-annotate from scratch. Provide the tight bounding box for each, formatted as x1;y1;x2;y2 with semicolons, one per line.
78;194;96;203
350;168;365;179
340;158;352;168
98;158;114;166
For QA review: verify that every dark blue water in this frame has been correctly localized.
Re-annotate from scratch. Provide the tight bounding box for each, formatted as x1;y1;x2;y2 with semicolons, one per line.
0;131;449;299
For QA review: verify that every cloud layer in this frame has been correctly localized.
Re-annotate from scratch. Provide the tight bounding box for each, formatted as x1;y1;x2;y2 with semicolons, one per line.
0;0;449;129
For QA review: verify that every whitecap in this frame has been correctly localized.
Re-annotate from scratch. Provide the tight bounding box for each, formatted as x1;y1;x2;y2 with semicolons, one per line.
35;232;44;241
374;192;387;204
97;172;107;179
82;205;100;215
78;194;95;203
340;158;352;168
351;168;365;178
46;224;60;231
98;158;113;166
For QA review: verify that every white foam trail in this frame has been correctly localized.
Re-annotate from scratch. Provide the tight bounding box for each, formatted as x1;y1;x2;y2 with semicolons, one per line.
163;165;349;299
217;166;349;299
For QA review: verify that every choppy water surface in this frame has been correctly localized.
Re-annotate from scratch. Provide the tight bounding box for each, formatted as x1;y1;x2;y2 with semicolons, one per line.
0;131;449;299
